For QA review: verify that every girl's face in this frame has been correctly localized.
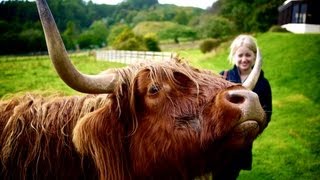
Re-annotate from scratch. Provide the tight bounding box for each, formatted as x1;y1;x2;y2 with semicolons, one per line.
234;46;255;73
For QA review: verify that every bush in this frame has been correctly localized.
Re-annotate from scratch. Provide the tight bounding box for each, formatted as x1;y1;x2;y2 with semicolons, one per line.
268;25;290;32
112;28;146;51
199;38;221;53
112;28;162;51
144;33;161;52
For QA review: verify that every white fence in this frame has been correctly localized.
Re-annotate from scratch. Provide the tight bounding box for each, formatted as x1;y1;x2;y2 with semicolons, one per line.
96;50;176;64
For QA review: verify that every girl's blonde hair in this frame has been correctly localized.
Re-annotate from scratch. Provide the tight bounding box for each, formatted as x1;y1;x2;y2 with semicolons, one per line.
228;34;258;64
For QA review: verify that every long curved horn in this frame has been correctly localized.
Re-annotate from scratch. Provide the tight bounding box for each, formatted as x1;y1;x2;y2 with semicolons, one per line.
36;0;118;93
242;47;262;90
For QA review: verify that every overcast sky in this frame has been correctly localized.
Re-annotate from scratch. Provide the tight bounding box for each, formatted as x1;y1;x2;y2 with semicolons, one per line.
0;0;216;9
84;0;216;9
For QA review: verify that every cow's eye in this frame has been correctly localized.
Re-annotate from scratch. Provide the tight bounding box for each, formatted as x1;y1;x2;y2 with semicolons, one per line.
148;84;161;95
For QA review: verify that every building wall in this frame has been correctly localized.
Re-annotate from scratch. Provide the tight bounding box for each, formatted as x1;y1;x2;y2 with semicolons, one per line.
281;23;320;33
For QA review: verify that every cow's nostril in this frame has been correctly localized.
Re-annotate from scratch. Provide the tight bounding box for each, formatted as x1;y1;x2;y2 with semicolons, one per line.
226;93;245;104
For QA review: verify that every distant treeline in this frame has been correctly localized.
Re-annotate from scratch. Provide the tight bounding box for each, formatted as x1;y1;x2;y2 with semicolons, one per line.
0;0;283;55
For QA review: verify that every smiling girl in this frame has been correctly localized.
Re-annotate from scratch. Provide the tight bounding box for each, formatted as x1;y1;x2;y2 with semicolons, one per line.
217;34;272;179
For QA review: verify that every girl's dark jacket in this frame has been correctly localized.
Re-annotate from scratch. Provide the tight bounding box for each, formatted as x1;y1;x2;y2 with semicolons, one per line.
219;65;272;170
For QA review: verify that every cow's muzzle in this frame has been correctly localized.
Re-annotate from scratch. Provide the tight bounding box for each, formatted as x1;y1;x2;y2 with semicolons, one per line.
224;89;266;146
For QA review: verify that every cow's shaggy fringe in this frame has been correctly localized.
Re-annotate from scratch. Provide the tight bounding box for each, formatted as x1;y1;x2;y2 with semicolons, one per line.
0;59;226;179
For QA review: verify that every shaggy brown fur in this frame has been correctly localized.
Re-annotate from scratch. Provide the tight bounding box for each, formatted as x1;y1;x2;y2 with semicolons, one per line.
0;94;109;179
0;60;265;180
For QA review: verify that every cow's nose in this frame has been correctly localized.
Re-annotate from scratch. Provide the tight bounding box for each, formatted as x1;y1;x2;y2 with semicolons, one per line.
225;89;265;123
226;89;259;106
226;91;246;104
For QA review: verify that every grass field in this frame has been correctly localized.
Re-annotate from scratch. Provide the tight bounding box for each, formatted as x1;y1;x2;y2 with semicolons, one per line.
0;54;126;97
1;32;319;179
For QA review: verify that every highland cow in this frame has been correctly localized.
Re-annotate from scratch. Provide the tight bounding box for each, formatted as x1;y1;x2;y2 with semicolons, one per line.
0;0;267;179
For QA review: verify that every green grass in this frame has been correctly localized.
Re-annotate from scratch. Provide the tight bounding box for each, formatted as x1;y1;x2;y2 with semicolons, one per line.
0;32;319;179
0;54;125;97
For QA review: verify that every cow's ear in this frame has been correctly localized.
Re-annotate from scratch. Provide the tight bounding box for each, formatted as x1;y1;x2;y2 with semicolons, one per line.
173;72;194;88
73;104;125;154
132;69;150;95
73;104;127;179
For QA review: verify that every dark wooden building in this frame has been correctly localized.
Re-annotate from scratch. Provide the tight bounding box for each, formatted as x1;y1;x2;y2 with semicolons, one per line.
278;0;320;33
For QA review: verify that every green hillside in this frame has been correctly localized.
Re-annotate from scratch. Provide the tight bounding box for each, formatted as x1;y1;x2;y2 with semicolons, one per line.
133;21;177;36
194;32;320;179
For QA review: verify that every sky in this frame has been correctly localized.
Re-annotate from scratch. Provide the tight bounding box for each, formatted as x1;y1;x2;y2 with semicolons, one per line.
84;0;217;9
0;0;216;9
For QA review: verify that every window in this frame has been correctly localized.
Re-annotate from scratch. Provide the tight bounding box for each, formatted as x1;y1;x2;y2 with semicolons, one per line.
291;3;308;23
300;3;307;23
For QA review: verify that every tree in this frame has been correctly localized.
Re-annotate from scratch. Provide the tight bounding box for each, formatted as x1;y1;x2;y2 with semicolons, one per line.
210;0;283;32
173;11;189;25
196;15;236;39
218;0;252;32
77;20;108;49
19;28;46;52
249;0;283;32
122;0;158;9
108;24;131;46
62;21;78;50
112;28;146;51
47;0;88;31
132;11;161;25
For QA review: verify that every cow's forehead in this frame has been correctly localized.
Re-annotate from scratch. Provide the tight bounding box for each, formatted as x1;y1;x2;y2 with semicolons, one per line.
112;60;232;102
136;61;213;82
116;60;217;82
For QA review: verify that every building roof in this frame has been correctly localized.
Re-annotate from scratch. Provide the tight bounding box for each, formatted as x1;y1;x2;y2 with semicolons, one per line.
279;0;305;11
